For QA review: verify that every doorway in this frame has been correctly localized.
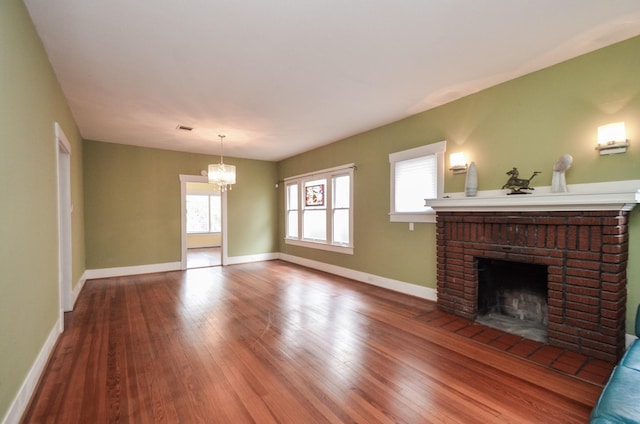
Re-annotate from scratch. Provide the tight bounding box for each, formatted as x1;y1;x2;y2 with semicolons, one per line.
179;174;228;269
55;123;72;332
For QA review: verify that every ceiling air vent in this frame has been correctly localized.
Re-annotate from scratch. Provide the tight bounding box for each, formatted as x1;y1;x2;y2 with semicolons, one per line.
176;125;193;131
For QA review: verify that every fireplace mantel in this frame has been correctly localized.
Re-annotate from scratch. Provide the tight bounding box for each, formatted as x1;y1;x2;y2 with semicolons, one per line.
427;179;640;212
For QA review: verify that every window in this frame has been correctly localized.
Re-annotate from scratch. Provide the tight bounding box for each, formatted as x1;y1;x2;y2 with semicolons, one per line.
186;194;221;233
285;164;354;254
389;140;445;223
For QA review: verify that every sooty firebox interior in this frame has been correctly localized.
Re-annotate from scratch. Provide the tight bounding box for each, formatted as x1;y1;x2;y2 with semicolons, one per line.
476;258;548;342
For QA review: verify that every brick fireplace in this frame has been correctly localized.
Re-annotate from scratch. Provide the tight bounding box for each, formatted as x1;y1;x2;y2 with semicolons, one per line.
436;210;628;362
428;182;639;363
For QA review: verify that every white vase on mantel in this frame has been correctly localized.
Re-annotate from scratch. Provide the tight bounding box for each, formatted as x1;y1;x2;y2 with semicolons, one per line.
465;162;478;197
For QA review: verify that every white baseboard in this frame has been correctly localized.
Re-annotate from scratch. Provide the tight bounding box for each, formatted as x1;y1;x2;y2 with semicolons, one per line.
2;319;61;424
226;252;279;265
278;253;437;301
72;272;87;307
84;262;181;280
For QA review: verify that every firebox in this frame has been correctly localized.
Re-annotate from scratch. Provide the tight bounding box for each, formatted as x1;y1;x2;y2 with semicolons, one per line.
476;258;548;342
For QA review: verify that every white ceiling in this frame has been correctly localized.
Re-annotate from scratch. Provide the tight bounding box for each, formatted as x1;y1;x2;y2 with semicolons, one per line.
24;1;640;162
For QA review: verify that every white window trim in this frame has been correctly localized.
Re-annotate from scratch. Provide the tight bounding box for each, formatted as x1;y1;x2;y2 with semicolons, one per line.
285;163;354;254
389;141;446;223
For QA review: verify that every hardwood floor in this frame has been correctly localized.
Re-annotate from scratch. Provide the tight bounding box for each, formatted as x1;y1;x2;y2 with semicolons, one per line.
22;261;602;423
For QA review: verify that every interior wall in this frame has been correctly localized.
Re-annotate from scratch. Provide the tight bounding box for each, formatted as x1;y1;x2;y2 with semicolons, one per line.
0;0;85;418
83;140;279;268
277;35;640;332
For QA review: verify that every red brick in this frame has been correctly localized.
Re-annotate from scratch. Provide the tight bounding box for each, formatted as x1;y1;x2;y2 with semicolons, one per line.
548;306;564;317
566;259;601;270
603;234;628;245
601;308;625;321
603;252;628;264
568;217;602;226
566;309;600;322
601;272;626;283
548;265;563;275
548;330;580;346
565;285;600;297
602;226;627;235
581;338;618;355
566;318;599;331
547;322;580;336
547;314;564;324
566;268;600;280
547;283;562;299
578;226;590;251
567;250;601;261
580;347;617;363
601;290;625;302
547;297;564;307
565;276;600;289
601;298;626;312
566;293;599;306
602;263;626;273
565;301;599;315
581;331;618;346
602;216;628;226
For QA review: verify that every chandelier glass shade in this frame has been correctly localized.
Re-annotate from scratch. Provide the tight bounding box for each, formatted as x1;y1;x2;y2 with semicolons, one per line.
208;134;236;191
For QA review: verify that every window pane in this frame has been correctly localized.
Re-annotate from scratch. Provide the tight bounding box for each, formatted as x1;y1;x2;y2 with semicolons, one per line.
287;211;298;238
303;210;326;241
209;195;221;232
186;195;209;233
304;179;326;207
333;175;350;208
395;155;436;212
333;209;349;244
287;184;298;210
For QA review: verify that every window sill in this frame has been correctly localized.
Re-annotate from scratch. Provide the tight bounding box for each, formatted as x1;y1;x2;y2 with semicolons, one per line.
285;238;354;255
389;211;436;223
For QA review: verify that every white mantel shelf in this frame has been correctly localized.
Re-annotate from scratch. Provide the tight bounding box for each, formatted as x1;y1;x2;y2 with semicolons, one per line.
427;180;640;212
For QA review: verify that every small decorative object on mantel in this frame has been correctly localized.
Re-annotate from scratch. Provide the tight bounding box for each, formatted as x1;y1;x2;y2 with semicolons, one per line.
501;167;540;195
465;161;478;197
551;154;573;193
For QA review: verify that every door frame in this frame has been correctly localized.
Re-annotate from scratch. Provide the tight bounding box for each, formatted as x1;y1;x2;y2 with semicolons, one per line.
55;122;72;332
179;174;228;269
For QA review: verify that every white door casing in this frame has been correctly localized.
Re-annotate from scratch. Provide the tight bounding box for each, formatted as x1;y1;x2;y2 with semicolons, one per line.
55;122;72;331
179;174;228;269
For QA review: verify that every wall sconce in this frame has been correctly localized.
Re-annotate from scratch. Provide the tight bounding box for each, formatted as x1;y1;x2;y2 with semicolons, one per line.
449;152;468;174
596;122;629;155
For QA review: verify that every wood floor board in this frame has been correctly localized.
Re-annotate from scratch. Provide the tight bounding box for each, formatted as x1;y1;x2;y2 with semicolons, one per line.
21;260;602;423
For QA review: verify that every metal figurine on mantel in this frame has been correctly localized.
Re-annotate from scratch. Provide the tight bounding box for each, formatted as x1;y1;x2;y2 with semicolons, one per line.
502;167;541;195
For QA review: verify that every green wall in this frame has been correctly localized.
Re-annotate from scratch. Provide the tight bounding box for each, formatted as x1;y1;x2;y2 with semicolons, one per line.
83;140;278;268
0;0;85;418
278;35;640;332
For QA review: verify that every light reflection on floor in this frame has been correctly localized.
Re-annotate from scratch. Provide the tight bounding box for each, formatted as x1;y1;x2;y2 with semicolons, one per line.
187;247;221;268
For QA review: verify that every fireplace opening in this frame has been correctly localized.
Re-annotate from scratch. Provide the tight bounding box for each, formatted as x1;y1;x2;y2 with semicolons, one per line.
476;258;548;343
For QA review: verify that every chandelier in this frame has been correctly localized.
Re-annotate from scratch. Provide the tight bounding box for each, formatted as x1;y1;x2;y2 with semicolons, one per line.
208;134;236;191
